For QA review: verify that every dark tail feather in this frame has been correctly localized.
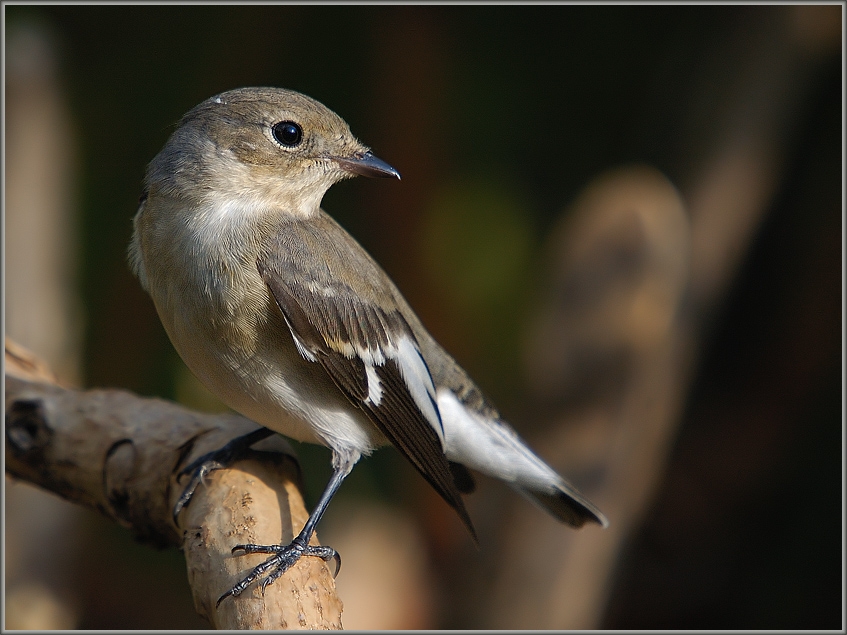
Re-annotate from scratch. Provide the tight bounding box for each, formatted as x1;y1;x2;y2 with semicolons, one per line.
449;461;476;494
518;484;609;529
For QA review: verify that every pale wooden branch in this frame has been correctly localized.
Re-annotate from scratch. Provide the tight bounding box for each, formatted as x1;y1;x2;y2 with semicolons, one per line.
4;338;343;629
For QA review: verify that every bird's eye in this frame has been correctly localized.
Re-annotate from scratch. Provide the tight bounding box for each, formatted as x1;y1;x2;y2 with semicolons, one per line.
272;121;303;147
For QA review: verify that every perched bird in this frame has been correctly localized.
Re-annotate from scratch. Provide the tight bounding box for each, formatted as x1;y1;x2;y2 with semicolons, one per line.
129;87;607;603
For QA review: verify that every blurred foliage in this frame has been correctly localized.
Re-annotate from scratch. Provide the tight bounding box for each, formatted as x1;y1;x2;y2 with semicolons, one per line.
421;174;537;399
423;176;536;316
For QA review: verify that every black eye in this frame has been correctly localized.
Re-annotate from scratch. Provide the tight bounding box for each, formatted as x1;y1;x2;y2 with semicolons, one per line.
272;121;303;147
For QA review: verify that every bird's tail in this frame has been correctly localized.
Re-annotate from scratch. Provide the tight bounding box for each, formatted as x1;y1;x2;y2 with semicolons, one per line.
515;480;608;528
437;389;608;529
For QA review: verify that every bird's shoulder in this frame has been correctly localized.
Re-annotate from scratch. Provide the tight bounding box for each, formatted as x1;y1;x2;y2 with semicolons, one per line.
258;210;409;354
266;210;392;286
259;208;502;423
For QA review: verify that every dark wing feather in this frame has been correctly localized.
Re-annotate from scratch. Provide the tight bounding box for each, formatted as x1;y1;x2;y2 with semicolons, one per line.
257;215;476;540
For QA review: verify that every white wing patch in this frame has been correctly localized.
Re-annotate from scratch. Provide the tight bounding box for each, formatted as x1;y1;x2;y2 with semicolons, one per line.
394;335;443;442
354;334;443;443
364;363;383;405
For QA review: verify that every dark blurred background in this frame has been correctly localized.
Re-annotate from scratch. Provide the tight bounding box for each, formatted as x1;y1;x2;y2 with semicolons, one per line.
4;4;842;630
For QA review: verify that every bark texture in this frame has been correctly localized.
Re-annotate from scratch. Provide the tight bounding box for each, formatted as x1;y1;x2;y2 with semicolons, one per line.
5;338;344;629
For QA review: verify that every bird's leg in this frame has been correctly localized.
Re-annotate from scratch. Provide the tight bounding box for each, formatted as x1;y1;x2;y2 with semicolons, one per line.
173;427;276;523
217;460;352;606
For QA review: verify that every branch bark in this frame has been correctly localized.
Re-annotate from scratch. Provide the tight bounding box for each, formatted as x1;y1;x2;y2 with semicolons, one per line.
4;338;343;629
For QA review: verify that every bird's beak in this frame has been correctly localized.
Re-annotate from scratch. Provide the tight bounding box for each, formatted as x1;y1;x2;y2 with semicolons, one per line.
334;151;401;179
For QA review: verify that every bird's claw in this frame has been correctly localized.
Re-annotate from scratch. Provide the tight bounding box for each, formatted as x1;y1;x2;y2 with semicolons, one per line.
216;540;340;606
172;428;274;524
172;460;223;524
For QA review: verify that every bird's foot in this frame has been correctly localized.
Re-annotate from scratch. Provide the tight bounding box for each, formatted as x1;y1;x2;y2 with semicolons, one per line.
216;540;341;606
173;428;274;523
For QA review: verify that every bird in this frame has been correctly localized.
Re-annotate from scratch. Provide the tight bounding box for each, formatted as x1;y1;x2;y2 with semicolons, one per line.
129;86;607;604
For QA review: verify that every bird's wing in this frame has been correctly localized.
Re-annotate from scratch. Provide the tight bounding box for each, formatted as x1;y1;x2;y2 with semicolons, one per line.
257;213;476;540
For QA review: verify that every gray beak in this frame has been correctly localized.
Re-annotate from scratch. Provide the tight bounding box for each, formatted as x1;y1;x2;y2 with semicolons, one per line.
335;151;401;179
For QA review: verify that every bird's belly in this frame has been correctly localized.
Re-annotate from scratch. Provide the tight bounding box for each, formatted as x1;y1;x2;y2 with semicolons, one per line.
153;278;384;455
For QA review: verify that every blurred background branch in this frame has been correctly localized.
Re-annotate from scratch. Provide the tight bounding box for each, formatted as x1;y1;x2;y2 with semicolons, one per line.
5;21;86;630
4;4;841;629
457;6;843;629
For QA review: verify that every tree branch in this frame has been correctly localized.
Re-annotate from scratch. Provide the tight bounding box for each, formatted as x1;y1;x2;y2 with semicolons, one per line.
4;338;343;629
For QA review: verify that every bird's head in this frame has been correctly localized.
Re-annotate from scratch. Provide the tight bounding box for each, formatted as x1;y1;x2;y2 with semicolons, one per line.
144;87;399;218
